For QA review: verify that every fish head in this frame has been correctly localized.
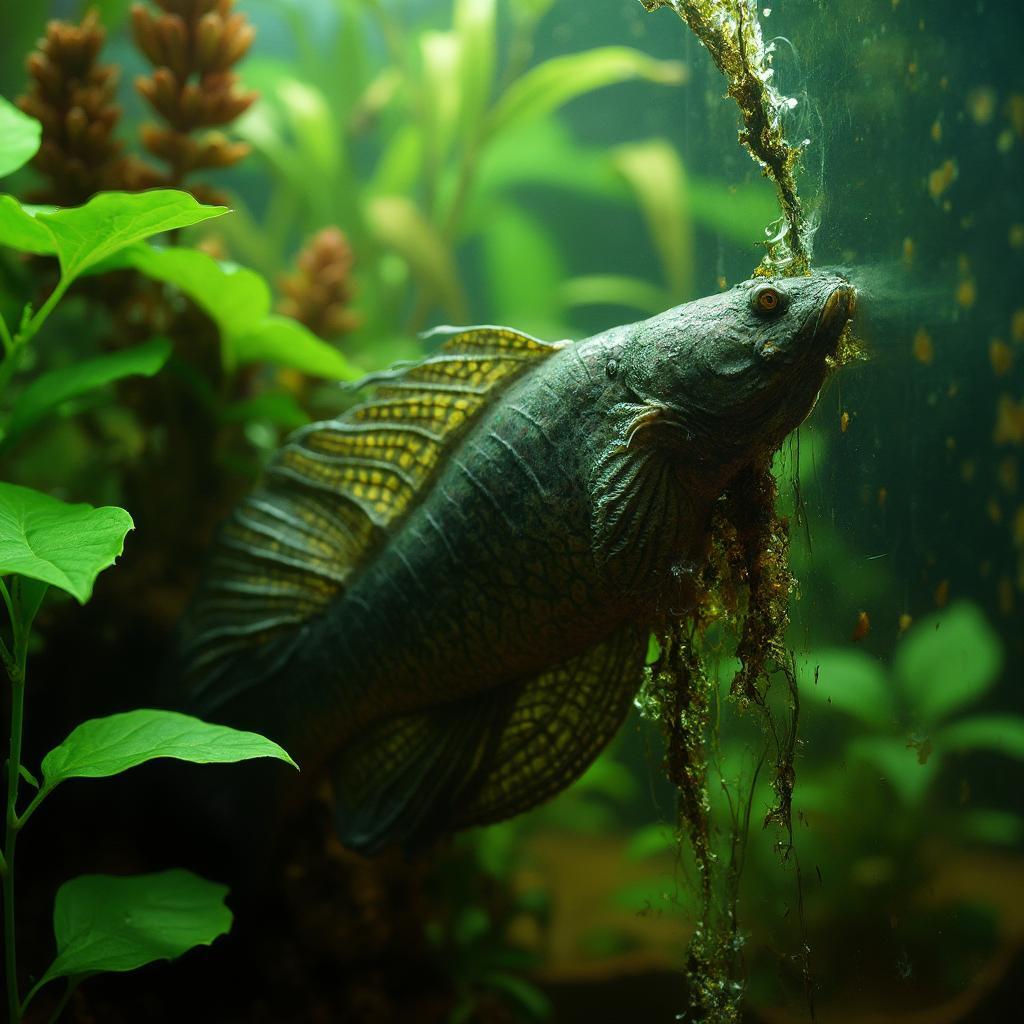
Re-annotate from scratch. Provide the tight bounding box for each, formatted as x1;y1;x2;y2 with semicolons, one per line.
617;271;856;472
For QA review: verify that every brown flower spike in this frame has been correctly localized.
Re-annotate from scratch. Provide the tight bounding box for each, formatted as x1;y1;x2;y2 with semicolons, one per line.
132;0;257;190
278;228;361;340
17;11;156;205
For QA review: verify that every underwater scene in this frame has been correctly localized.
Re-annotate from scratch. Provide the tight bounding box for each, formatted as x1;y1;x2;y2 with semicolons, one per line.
0;0;1021;1021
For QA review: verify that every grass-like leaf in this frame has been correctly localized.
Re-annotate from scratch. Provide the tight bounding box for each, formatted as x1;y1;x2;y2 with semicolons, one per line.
0;96;41;178
0;483;132;603
36;870;231;988
41;708;297;790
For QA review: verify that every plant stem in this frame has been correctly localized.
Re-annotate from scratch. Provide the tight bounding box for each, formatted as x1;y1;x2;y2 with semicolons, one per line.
0;276;71;397
2;598;27;1024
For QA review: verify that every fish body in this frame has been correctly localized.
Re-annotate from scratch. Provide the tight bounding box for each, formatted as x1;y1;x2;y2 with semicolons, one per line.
179;272;855;853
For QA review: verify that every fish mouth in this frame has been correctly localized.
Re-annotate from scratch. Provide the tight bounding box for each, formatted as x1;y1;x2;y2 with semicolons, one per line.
813;283;857;350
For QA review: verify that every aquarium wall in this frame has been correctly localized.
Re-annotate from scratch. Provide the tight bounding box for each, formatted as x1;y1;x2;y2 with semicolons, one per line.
0;1;1021;1022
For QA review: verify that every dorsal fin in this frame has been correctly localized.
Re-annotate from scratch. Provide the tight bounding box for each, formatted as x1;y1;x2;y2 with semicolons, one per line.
180;326;567;709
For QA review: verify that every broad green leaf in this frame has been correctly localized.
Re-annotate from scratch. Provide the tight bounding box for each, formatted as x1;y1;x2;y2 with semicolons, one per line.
959;809;1024;847
936;714;1024;759
232;316;359;380
3;337;172;445
848;735;939;806
558;275;669;315
0;484;132;603
797;648;895;729
220;392;309;429
37;870;231;987
0;96;41;178
111;244;270;338
614;140;694;298
41;708;297;790
625;823;676;861
487;47;686;139
455;0;496;141
0;195;57;254
37;191;228;284
894;601;1003;725
366;196;467;320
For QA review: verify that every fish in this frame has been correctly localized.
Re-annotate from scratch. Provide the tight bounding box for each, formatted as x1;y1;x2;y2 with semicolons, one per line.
177;271;856;855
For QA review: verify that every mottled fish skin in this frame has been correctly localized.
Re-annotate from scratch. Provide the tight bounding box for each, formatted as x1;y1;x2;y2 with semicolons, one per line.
177;272;855;852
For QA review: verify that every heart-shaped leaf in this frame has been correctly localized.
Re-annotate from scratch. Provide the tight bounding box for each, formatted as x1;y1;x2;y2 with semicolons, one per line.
0;96;41;178
41;708;297;791
37;191;228;284
37;870;231;987
0;484;132;603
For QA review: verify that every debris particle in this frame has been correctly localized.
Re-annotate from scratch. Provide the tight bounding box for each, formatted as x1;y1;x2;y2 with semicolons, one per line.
966;86;996;125
994;396;1024;445
929;119;942;143
851;611;870;641
956;276;977;309
898;613;913;635
935;579;950;607
913;328;934;364
902;236;915;264
989;338;1014;376
927;159;957;200
1011;309;1024;342
840;411;850;433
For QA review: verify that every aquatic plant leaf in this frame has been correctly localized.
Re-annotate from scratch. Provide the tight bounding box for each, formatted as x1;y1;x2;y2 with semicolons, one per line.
936;714;1024;760
3;337;172;445
454;0;496;142
0;96;41;178
0;484;132;603
796;648;895;728
958;809;1024;847
37;191;228;284
232;315;359;380
479;972;552;1021
40;709;296;789
487;47;686;138
558;274;669;316
847;735;939;806
626;823;677;861
420;31;463;169
689;176;779;245
220;392;310;430
894;602;1003;725
366;195;467;320
613;140;694;298
0;196;57;255
37;870;231;987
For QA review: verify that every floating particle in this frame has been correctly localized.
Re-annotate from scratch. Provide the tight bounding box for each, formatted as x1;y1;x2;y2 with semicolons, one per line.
1015;506;1024;547
840;411;850;433
1011;224;1024;248
987;498;1003;523
998;456;1018;492
913;737;933;766
935;579;950;607
930;119;942;143
851;611;871;641
1007;94;1024;138
997;130;1014;154
717;275;727;290
960;460;975;482
956;277;977;309
1012;309;1024;342
998;577;1014;615
877;487;888;508
913;328;934;364
902;236;915;264
990;338;1014;376
945;436;957;451
898;613;913;635
927;159;957;200
994;396;1024;444
966;86;996;124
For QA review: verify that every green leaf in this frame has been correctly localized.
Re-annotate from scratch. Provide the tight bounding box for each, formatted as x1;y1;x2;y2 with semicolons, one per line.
40;708;297;790
847;735;939;806
3;337;172;445
37;870;231;987
220;392;310;429
111;244;269;339
366;196;467;320
797;648;895;728
0;96;41;178
0;196;57;255
625;823;676;861
959;809;1024;847
894;601;1004;725
232;316;359;380
455;0;496;142
936;714;1024;759
689;176;779;245
558;274;669;315
487;47;686;139
37;191;228;284
613;140;694;298
0;484;132;603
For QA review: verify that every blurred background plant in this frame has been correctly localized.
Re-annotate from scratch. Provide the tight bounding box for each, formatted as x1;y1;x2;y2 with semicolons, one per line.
1;0;1022;1022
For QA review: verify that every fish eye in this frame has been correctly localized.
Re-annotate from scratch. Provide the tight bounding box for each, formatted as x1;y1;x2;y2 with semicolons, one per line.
751;285;785;316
